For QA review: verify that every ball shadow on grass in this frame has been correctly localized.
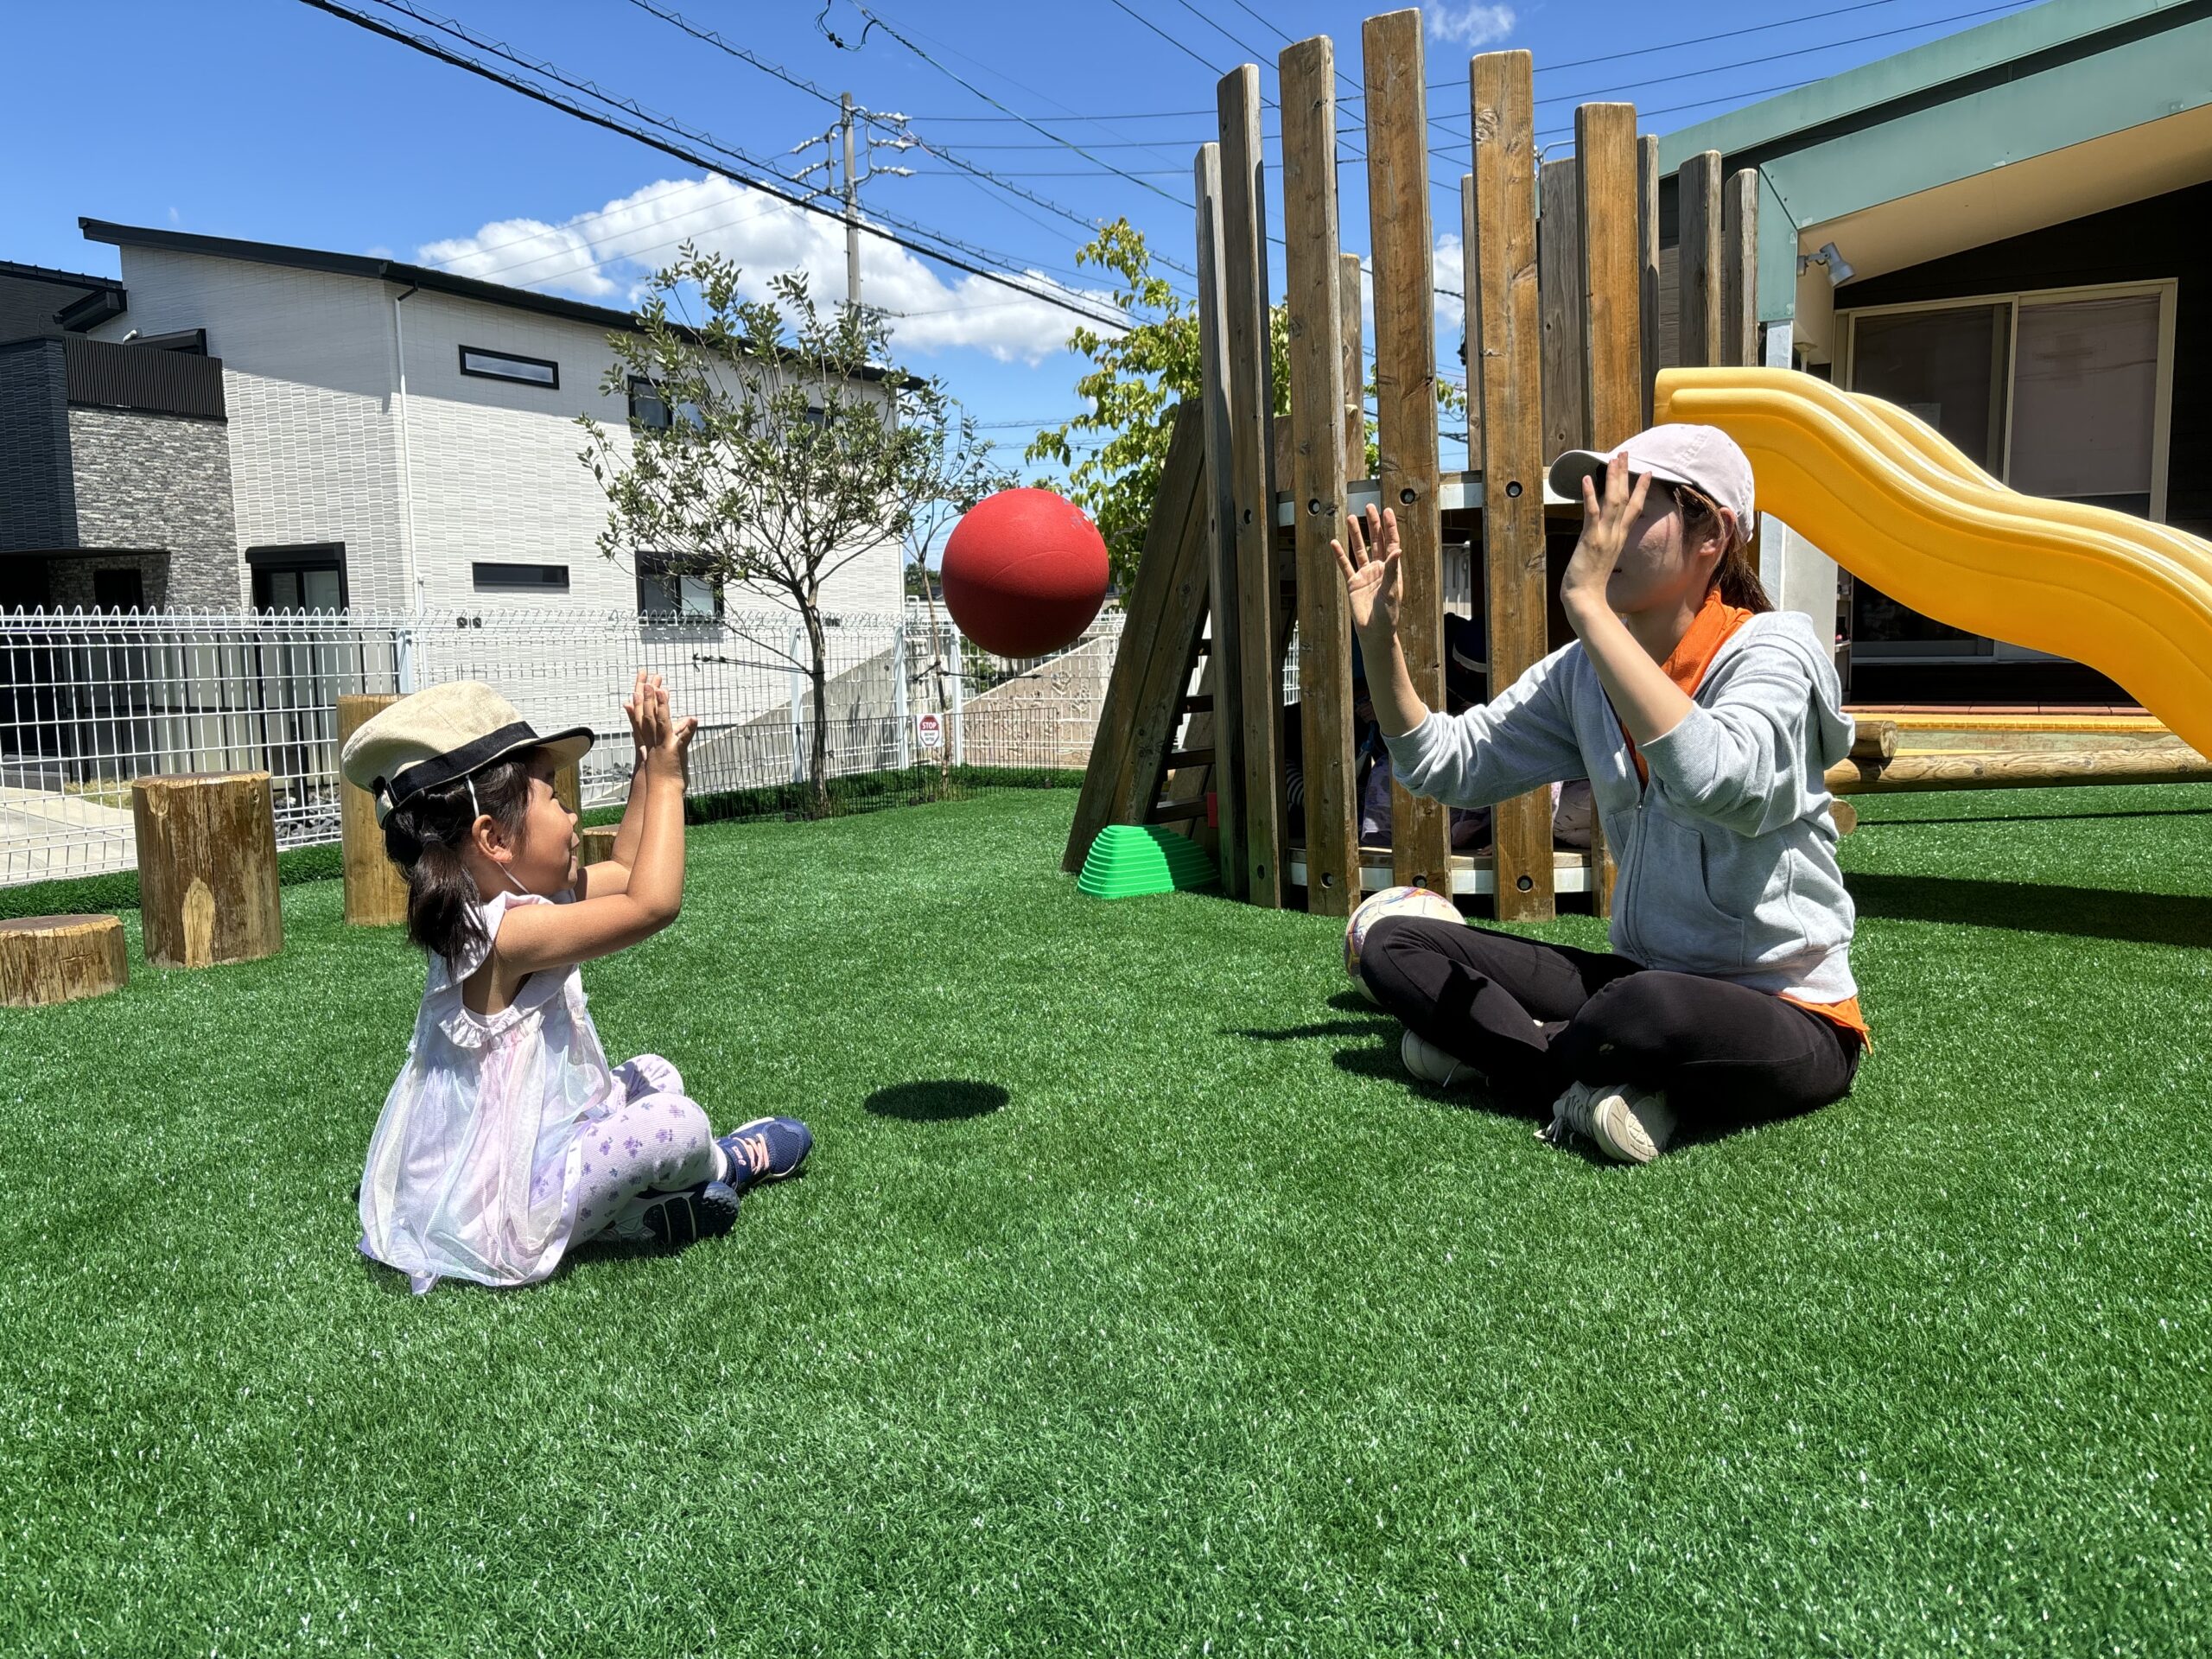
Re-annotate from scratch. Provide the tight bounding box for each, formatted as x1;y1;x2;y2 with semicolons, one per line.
864;1080;1010;1122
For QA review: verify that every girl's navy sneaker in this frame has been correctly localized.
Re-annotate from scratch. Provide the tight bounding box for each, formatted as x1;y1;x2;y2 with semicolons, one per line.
639;1180;741;1248
716;1116;812;1192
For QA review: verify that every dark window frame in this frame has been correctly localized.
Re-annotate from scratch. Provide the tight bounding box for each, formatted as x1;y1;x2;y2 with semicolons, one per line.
627;375;671;430
457;345;560;389
636;551;723;623
472;562;570;594
92;567;147;611
245;542;349;612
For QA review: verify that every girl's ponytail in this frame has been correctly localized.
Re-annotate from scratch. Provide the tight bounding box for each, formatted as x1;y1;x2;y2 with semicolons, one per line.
1679;481;1774;613
379;758;534;967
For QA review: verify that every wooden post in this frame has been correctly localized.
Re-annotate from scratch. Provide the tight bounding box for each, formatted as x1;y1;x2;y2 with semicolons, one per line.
1340;251;1366;476
336;693;408;926
1280;34;1357;917
1217;64;1284;907
579;824;620;866
1062;403;1213;872
1194;140;1247;900
1576;102;1643;919
1470;51;1553;921
1829;799;1859;836
1362;6;1452;893
0;915;128;1007
1676;150;1724;369
1720;168;1760;369
553;757;582;818
1537;158;1586;473
131;772;283;969
1637;136;1662;429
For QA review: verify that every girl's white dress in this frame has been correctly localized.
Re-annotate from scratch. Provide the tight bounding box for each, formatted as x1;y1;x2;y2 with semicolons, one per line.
357;889;616;1294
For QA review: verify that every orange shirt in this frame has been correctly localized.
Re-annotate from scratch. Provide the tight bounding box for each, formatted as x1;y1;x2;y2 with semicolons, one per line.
1617;589;1872;1049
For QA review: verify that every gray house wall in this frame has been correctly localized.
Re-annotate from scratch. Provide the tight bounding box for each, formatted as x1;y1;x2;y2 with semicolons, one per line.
65;407;239;608
0;340;78;550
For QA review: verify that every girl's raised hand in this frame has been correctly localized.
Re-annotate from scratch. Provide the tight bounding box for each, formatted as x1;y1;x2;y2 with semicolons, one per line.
640;681;696;773
1333;503;1402;638
621;669;657;756
1562;453;1653;612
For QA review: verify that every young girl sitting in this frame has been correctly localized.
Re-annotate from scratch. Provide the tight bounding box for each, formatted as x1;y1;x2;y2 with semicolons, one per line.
1338;425;1867;1164
340;672;809;1292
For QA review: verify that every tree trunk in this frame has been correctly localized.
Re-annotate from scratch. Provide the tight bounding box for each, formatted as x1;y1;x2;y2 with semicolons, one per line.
803;599;831;818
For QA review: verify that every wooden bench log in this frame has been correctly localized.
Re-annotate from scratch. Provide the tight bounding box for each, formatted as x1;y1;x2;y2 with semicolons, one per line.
1827;748;2212;795
131;772;283;969
337;694;410;927
0;914;128;1007
1849;719;1898;761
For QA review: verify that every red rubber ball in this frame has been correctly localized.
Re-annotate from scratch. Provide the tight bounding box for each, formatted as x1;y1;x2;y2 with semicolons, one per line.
940;487;1111;658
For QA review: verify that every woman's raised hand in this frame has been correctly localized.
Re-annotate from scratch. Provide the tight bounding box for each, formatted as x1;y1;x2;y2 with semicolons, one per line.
1561;452;1654;614
1333;504;1402;638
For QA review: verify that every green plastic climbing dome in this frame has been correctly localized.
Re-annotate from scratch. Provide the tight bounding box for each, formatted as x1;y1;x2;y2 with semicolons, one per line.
1076;824;1220;898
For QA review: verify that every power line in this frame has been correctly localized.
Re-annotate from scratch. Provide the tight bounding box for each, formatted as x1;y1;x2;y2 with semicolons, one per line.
369;0;1085;293
296;0;1131;333
626;0;1199;296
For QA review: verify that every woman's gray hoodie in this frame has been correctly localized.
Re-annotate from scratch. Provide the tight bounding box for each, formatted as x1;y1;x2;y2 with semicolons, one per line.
1383;610;1859;1004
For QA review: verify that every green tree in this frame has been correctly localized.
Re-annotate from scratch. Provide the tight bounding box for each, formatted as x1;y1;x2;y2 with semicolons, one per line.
1027;220;1465;589
579;244;949;817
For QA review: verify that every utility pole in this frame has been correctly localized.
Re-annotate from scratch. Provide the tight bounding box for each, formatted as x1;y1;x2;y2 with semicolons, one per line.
791;102;914;322
841;92;861;317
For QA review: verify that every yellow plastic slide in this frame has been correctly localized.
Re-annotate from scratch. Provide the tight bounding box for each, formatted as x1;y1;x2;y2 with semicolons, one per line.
1654;367;2212;760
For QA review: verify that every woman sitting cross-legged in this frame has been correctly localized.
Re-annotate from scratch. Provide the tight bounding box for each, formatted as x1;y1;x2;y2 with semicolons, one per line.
1340;424;1868;1163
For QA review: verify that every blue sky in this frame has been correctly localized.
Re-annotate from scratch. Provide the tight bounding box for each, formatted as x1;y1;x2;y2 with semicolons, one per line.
10;0;2043;480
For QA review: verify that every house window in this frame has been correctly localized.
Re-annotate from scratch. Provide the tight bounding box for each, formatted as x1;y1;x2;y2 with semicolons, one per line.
637;553;721;620
1840;281;2175;661
458;346;559;389
628;376;671;429
472;563;569;594
248;543;348;613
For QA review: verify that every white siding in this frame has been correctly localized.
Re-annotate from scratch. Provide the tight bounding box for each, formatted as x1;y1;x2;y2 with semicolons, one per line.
95;247;905;620
101;249;408;609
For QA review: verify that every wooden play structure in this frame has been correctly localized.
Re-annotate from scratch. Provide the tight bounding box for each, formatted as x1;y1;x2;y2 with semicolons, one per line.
1069;16;1764;920
1068;10;2212;918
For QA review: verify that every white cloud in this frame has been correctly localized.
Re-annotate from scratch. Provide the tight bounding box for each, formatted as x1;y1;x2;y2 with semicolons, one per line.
1427;4;1515;47
416;175;1117;365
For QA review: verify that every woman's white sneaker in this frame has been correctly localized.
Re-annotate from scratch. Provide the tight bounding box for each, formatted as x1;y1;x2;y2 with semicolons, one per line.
1400;1029;1484;1090
1539;1079;1675;1163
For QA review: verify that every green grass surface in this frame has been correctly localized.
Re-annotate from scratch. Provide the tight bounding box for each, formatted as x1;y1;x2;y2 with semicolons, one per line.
5;785;2210;1655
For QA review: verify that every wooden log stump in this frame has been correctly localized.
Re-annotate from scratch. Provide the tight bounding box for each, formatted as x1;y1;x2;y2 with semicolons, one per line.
579;825;620;867
1850;720;1898;761
337;694;410;927
554;758;582;818
1829;799;1859;836
131;772;283;969
0;914;128;1007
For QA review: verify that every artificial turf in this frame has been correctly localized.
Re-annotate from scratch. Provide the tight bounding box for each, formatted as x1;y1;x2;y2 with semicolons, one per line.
4;784;2209;1656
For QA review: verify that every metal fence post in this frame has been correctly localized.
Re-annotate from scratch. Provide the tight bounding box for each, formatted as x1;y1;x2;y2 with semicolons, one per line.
788;621;807;786
944;612;967;766
892;610;912;770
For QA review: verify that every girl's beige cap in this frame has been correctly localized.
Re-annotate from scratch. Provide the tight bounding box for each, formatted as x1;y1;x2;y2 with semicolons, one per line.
340;681;592;823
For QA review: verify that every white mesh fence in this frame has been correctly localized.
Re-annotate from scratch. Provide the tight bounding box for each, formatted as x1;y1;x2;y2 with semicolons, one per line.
0;604;1125;887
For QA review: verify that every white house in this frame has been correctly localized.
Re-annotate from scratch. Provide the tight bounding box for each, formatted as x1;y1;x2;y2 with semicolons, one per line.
75;219;905;620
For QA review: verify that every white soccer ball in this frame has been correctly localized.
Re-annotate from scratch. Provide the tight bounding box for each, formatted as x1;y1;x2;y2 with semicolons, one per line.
1344;883;1463;1001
